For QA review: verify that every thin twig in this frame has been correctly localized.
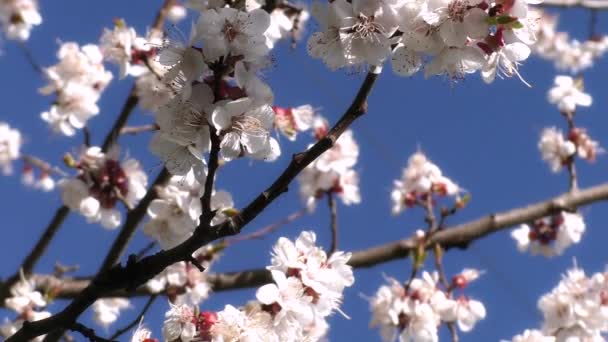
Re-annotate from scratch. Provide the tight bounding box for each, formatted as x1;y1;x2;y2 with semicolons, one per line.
327;192;338;255
224;208;306;245
119;124;159;135
83;127;91;147
67;322;115;342
109;295;157;340
135;242;157;261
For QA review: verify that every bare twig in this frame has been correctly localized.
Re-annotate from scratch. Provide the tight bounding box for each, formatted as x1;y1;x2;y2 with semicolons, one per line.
135;242;157;261
119;124;159;135
224;208;306;245
83;127;91;147
109;295;157;340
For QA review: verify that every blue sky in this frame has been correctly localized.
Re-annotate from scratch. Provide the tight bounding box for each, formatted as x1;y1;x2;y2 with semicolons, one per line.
1;1;608;341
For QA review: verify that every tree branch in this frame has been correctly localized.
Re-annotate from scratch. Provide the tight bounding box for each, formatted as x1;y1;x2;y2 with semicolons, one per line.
10;135;608;307
98;169;170;273
5;70;380;342
327;192;338;255
68;322;116;342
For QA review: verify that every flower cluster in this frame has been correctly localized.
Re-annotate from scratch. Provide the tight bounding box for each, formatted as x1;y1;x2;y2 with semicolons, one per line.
40;42;113;136
511;211;585;257
59;146;147;229
538;126;600;173
146;230;354;342
547;76;592;114
308;0;538;83
0;0;41;41
532;9;608;74
0;122;22;175
1;272;50;342
265;4;310;49
273;104;315;141
391;152;461;215
369;269;486;342
92;298;131;328
146;256;213;306
507;265;608;341
99;19;158;79
144;169;234;249
298;117;361;211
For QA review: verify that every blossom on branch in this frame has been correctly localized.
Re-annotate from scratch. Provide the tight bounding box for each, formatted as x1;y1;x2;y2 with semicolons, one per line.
0;122;22;175
511;211;585;257
298;117;361;210
39;42;112;136
391;151;462;215
59;146;148;229
0;0;41;41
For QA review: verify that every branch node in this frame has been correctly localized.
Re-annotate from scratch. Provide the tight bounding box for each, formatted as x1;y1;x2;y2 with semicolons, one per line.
188;256;206;273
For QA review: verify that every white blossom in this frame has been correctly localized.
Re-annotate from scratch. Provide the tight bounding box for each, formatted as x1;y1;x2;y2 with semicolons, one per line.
538;127;576;173
39;42;112;136
547;76;592;113
0;122;22;175
511;212;585;257
92;298;131;327
0;0;41;41
391;151;461;215
59;146;148;229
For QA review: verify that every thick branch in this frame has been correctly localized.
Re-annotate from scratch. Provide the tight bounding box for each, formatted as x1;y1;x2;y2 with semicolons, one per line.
16;180;608;300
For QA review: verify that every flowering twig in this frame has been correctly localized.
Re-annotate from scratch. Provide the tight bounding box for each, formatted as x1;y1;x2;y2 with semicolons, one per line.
22;155;68;177
4;69;380;342
0;2;179;311
109;295;157;340
224;208;306;245
327;192;339;255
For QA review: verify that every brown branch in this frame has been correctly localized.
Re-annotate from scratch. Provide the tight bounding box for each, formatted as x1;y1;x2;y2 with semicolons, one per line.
327;192;338;255
11;101;608;308
201;126;221;225
5;70;380;342
109;295;157;340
